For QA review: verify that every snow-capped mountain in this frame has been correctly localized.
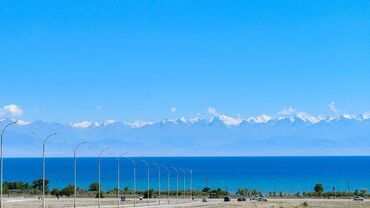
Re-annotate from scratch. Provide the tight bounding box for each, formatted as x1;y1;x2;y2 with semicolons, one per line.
1;110;370;157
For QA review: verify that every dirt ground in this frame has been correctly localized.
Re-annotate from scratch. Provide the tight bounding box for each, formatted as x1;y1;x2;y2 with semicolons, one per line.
2;197;369;208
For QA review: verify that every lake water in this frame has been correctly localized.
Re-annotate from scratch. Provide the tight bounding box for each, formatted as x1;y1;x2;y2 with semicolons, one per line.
3;157;369;194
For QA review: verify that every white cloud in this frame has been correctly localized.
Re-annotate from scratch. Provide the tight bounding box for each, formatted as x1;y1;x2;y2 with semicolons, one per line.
328;101;339;116
207;107;218;116
170;107;177;113
104;119;117;125
72;121;93;128
16;120;31;126
342;114;354;120
363;112;370;120
278;107;297;116
0;104;24;117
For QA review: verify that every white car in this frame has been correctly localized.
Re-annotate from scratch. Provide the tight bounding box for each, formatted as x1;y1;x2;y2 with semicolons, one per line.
250;195;268;201
353;196;365;201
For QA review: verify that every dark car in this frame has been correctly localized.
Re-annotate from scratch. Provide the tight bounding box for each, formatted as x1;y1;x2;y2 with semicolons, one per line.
224;197;231;202
237;197;246;201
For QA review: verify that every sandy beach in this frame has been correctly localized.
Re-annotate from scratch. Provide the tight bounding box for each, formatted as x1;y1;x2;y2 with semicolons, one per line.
2;197;369;208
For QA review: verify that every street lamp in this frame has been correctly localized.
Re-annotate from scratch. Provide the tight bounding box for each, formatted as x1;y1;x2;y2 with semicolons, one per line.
140;159;150;206
0;121;17;208
31;132;57;208
117;152;128;208
124;157;136;207
64;141;87;208
98;147;110;208
161;165;170;205
189;169;193;200
179;169;186;201
152;162;161;205
171;167;179;203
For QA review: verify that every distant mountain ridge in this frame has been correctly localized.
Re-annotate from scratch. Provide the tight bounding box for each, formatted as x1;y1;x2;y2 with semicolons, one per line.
1;110;370;157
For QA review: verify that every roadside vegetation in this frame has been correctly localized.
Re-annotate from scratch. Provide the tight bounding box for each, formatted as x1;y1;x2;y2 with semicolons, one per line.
2;180;368;200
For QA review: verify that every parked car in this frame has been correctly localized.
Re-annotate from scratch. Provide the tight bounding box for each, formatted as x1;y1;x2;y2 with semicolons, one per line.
250;195;260;201
250;195;268;202
237;197;246;201
258;196;268;201
353;196;365;201
224;196;231;202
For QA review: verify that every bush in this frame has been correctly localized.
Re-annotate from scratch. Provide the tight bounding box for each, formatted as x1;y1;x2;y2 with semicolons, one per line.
95;191;104;198
236;188;249;196
209;188;228;198
3;181;30;191
89;182;99;191
51;188;61;199
32;178;49;193
61;185;74;198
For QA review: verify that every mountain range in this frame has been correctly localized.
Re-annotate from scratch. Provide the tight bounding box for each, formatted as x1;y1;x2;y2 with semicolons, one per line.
1;110;370;157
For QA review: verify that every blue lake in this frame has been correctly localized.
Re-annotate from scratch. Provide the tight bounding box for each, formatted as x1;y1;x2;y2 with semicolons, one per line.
3;157;369;194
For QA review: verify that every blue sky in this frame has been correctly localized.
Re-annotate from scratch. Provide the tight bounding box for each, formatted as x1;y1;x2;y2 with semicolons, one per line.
0;0;369;123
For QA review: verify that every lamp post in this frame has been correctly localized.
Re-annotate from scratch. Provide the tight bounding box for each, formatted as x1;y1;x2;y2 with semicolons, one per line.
125;157;136;207
172;167;179;203
188;169;193;201
0;121;17;208
161;165;170;205
67;141;87;208
140;159;150;206
31;132;57;208
117;152;128;208
98;147;110;208
179;169;186;201
152;162;161;205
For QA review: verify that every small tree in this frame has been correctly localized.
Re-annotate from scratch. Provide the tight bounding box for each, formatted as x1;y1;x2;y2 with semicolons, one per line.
359;188;368;197
51;188;61;199
314;183;324;194
62;185;75;198
251;189;258;196
143;189;154;198
236;188;248;196
202;187;210;193
89;182;99;192
32;179;49;194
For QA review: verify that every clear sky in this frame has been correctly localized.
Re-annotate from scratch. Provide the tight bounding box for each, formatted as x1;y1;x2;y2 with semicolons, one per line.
0;0;369;123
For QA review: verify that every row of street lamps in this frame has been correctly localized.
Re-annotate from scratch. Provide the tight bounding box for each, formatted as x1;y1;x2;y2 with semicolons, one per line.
0;121;194;208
